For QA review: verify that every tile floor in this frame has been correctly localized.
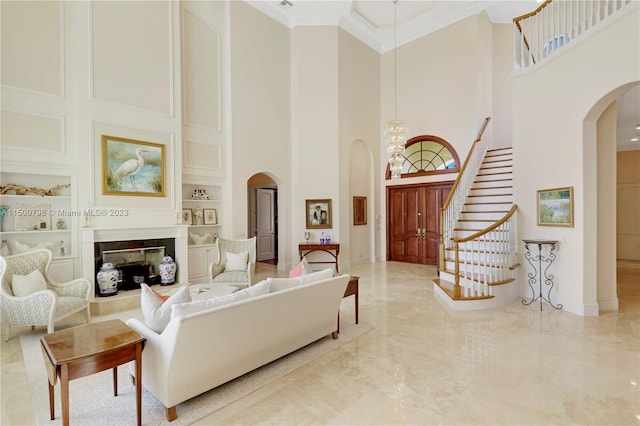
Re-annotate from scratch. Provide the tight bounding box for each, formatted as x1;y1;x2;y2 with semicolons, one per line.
1;260;638;425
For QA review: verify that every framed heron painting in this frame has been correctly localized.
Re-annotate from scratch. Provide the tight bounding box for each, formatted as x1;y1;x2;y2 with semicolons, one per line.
102;135;165;197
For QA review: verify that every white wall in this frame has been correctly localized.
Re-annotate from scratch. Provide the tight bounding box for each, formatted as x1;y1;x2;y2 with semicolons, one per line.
338;29;380;266
596;101;618;310
290;26;340;264
513;6;640;315
230;1;291;263
1;1;183;276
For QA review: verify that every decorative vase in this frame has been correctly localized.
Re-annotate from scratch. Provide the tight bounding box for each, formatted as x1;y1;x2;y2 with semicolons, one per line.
56;218;65;229
159;255;176;285
97;262;118;297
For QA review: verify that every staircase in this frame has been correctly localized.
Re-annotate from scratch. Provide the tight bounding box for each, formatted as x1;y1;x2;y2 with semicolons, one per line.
434;119;519;311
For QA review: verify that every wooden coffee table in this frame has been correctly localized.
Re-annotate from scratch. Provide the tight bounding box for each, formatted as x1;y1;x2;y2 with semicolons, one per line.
40;319;146;426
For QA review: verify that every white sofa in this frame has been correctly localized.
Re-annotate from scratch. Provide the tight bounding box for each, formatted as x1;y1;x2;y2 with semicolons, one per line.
126;272;349;421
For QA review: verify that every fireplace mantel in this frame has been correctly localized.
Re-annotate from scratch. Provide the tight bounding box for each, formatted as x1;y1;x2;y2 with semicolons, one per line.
82;226;188;298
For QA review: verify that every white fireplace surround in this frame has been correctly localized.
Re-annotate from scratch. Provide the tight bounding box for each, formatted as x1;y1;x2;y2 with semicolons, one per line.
82;226;188;298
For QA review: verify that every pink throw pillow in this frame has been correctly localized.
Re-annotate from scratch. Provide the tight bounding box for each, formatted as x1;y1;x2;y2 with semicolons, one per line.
289;261;303;278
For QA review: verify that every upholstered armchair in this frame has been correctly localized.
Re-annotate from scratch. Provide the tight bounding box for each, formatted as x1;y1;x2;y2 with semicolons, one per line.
209;237;256;288
0;248;91;341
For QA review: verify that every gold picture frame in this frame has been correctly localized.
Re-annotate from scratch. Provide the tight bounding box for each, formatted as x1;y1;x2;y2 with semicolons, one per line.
537;186;574;227
353;196;367;225
306;199;332;229
102;135;165;197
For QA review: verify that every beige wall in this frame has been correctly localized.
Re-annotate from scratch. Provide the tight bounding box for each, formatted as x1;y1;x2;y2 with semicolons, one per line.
513;8;640;315
597;101;618;309
230;1;291;260
338;29;380;264
492;24;514;149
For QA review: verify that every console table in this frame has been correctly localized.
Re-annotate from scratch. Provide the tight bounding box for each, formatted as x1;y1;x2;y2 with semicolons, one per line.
299;242;340;273
522;239;563;311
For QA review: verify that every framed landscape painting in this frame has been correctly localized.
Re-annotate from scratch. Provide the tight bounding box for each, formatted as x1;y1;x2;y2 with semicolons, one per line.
537;186;573;227
102;135;165;197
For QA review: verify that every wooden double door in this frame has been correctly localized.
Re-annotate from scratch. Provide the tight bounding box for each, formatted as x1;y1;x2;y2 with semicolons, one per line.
387;183;452;265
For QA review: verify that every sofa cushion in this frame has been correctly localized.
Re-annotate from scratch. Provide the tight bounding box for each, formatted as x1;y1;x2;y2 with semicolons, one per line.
298;268;334;284
141;284;191;333
171;280;271;320
171;297;217;320
288;257;313;278
225;251;248;271
12;269;48;297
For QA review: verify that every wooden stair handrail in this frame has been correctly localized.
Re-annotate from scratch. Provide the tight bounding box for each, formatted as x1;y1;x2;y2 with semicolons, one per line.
440;117;491;212
513;0;552;24
452;205;517;243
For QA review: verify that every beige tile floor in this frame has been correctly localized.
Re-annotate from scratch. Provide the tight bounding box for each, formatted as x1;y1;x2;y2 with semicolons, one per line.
2;260;639;425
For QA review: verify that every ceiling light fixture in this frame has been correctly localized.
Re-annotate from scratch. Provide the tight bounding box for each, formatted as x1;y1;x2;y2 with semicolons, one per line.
279;0;293;8
385;0;408;179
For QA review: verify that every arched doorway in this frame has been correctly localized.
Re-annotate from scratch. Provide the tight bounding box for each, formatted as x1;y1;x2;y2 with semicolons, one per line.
248;173;278;264
583;82;640;312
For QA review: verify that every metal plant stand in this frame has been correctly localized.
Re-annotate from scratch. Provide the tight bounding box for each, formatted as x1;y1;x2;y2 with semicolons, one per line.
522;239;562;311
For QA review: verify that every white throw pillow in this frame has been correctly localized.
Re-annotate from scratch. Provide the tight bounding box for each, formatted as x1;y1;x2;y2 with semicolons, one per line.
170;280;270;320
171;298;217;320
12;269;48;297
225;251;248;271
267;277;302;292
298;268;334;284
238;279;270;299
141;284;191;333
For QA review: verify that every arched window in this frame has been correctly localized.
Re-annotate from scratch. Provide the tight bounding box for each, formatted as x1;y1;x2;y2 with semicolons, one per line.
385;135;460;179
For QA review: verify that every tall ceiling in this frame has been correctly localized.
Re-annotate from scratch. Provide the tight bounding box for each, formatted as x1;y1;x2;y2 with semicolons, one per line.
248;0;541;52
247;0;639;151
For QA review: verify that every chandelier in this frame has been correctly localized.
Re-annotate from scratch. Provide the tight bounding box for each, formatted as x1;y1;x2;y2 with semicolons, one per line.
385;0;408;179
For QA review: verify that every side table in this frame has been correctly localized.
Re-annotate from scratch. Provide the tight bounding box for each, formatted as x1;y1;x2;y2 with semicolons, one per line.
40;319;146;426
522;239;563;311
299;242;340;272
334;275;359;338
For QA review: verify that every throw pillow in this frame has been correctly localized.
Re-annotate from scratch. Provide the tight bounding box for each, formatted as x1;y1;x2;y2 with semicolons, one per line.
11;269;48;297
141;284;191;333
289;258;313;278
151;287;170;301
225;251;248;271
267;277;302;293
298;268;334;284
171;298;217;320
289;261;303;278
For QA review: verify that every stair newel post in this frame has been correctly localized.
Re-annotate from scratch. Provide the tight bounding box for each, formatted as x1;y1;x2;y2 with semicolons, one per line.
454;240;461;298
439;207;445;271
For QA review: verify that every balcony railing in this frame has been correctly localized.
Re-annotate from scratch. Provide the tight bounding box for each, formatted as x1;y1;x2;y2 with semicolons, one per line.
514;0;633;70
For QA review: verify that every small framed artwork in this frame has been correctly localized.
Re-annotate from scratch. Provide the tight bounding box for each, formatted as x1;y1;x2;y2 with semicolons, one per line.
203;208;217;225
306;199;332;229
537;186;574;227
353;196;367;225
181;208;193;225
102;135;165;197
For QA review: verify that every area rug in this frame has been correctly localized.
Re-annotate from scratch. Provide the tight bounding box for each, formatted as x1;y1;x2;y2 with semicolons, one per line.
22;320;372;426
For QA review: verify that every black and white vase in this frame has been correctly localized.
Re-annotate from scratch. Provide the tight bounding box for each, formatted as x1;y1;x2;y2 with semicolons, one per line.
159;255;176;285
97;262;118;296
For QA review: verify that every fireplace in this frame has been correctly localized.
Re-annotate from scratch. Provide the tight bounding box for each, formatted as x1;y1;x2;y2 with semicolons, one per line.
82;226;188;298
95;239;175;293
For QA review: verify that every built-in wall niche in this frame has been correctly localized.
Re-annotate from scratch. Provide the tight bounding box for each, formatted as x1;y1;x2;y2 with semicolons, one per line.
94;238;176;294
0;171;74;259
